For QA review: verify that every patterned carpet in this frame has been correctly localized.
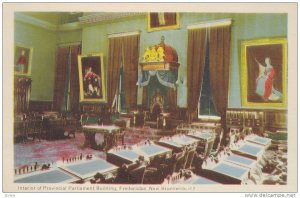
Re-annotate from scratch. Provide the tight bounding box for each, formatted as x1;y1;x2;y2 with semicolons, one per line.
14;132;106;168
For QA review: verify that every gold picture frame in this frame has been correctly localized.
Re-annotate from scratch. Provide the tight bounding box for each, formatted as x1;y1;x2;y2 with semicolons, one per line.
78;53;107;103
14;44;33;76
147;12;180;32
240;38;287;109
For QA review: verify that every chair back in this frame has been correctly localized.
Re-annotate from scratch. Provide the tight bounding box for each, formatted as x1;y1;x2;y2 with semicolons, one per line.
173;150;187;173
80;113;99;125
150;155;166;168
128;165;146;184
184;148;196;169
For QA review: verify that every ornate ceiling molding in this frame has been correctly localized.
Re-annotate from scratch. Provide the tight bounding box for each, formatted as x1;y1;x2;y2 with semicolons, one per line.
15;13;57;32
15;12;145;31
187;18;232;30
79;12;145;25
57;22;81;32
15;13;81;32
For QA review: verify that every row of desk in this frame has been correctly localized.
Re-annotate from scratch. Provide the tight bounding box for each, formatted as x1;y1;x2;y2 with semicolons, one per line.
164;134;272;185
14;131;272;184
106;130;216;167
14;130;212;183
107;142;172;167
199;134;272;184
15;158;119;184
14;112;80;142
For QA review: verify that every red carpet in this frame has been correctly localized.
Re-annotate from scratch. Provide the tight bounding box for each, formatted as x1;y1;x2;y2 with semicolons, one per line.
14;127;171;169
14;132;106;168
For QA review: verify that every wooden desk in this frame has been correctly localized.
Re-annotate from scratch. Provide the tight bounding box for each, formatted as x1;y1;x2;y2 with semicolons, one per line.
58;158;119;181
245;135;272;149
224;154;257;169
187;131;215;156
107;143;172;167
163;170;219;184
82;125;120;150
107;148;141;166
14;168;79;183
231;142;265;160
138;143;172;160
157;134;199;152
203;161;249;184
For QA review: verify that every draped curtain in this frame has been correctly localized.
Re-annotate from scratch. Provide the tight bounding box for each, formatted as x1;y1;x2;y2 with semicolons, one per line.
137;70;178;89
53;45;81;112
209;25;231;126
187;28;207;122
69;45;81;112
108;34;140;111
122;35;140;110
186;24;231;124
107;37;123;109
53;47;69;111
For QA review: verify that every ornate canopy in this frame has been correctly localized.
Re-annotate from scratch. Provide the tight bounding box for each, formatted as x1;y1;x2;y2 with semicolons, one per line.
137;36;180;89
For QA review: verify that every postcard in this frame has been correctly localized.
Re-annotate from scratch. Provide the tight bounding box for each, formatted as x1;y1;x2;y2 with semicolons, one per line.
2;2;298;194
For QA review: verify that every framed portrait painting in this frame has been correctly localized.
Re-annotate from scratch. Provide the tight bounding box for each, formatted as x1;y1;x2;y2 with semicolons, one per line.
78;53;106;103
14;44;33;75
147;12;180;32
240;38;287;109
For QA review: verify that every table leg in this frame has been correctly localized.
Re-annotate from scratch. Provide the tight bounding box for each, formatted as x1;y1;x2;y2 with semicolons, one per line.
133;114;136;126
83;132;96;148
163;117;166;128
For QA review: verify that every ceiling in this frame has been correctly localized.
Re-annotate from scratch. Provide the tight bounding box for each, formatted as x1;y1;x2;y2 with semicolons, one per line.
21;12;145;26
22;12;84;25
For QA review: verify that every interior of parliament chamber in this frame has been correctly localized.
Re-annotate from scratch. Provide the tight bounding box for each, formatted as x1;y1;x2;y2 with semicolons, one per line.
13;11;288;185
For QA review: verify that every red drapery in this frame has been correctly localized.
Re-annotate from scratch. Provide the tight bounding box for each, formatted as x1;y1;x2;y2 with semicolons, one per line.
69;45;81;112
186;24;231;124
107;34;140;111
209;25;231;126
107;37;123;109
122;35;140;110
53;45;81;112
186;28;207;122
53;47;69;111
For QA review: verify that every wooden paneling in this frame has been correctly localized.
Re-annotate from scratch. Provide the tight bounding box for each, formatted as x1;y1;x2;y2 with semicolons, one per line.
226;108;287;133
14;76;32;113
29;100;53;112
79;103;109;114
265;110;287;131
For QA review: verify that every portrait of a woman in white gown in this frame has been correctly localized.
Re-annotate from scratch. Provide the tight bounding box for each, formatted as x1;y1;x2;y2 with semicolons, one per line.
255;57;282;102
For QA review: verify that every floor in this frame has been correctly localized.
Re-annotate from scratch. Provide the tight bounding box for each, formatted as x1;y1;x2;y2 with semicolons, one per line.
14;127;161;168
14;132;106;168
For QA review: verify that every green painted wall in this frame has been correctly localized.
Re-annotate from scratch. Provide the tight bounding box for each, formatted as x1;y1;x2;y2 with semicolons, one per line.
14;20;82;101
82;13;287;108
22;12;62;25
229;13;287;107
15;21;57;101
15;12;287;107
57;30;82;44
